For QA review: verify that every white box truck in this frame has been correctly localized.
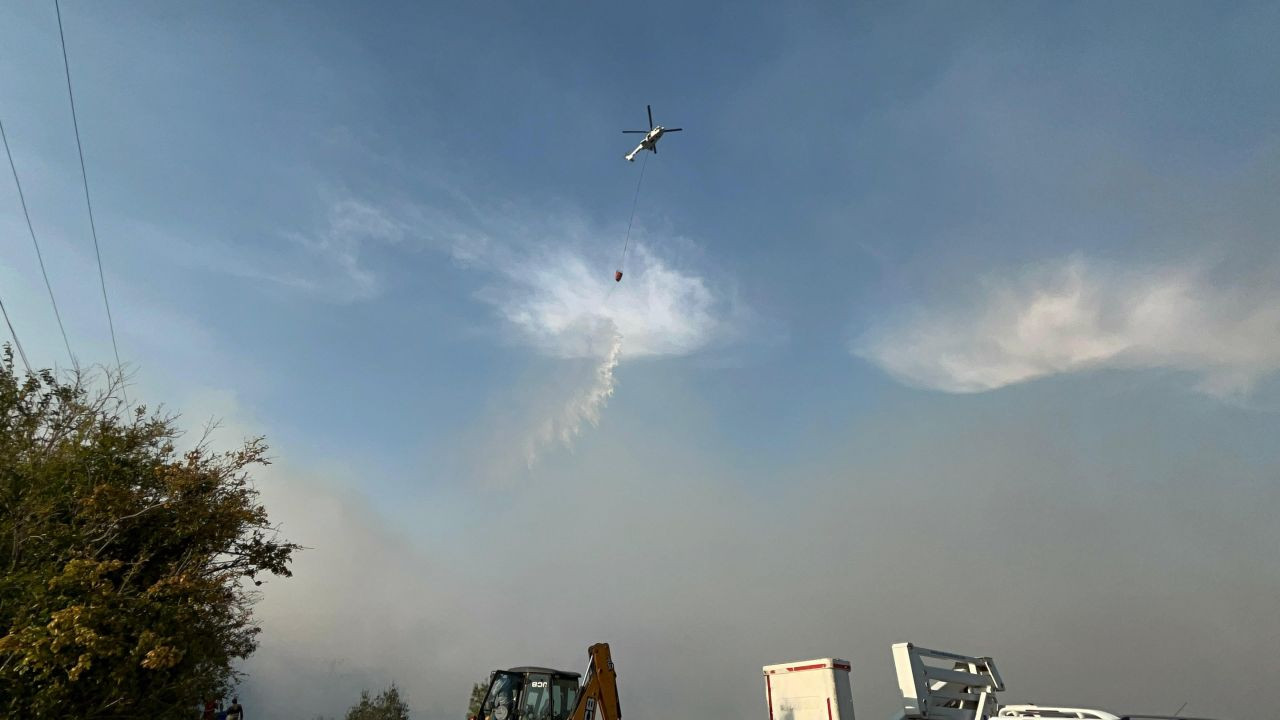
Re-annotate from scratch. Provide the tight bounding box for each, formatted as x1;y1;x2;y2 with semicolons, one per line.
763;658;856;720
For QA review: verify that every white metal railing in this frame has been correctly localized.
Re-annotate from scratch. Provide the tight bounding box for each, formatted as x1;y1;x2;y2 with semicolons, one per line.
893;643;1005;720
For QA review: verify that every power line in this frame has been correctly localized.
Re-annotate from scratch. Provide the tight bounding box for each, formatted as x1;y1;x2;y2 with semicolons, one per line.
0;293;33;376
55;0;122;375
1;117;77;368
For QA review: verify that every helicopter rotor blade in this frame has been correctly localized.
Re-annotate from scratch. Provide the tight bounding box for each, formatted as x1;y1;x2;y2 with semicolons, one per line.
664;128;683;132
622;130;648;134
647;105;654;129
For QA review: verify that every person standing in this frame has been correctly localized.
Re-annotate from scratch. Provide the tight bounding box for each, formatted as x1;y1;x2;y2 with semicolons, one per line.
225;697;244;720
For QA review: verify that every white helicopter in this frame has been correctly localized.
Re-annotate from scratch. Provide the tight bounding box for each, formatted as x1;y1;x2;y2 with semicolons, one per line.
622;105;682;161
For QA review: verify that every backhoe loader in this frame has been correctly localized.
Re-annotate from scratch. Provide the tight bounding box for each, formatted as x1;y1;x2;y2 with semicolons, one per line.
470;643;620;720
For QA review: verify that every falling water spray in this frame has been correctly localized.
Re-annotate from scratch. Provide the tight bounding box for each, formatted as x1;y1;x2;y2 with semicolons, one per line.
524;318;624;468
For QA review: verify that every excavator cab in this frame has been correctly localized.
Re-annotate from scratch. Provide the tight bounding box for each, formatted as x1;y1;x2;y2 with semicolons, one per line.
473;644;620;720
477;667;582;720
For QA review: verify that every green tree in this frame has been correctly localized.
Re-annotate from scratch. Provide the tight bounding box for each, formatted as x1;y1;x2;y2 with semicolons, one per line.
468;676;492;719
346;683;411;720
0;354;300;718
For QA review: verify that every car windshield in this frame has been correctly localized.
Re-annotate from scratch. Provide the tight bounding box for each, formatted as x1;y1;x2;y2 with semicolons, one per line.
483;672;523;720
550;675;579;720
522;674;552;720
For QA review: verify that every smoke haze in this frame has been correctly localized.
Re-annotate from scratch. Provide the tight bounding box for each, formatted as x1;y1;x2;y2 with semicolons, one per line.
235;371;1280;720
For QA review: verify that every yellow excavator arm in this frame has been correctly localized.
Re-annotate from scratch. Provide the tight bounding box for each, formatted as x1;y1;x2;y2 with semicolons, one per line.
568;643;621;720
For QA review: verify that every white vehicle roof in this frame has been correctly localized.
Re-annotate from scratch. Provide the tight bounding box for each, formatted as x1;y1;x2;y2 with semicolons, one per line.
763;659;852;675
997;707;1120;720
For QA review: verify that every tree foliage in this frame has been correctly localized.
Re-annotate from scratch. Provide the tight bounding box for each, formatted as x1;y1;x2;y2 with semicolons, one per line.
346;683;411;720
468;677;491;719
0;353;299;718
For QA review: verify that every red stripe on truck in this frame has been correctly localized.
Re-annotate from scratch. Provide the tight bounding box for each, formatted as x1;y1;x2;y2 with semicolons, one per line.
826;698;833;720
766;674;774;720
764;661;851;675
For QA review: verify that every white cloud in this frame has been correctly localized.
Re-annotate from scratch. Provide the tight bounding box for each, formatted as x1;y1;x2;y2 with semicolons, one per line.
478;243;724;361
457;220;735;466
455;214;735;465
855;256;1280;397
257;194;736;364
250;192;739;465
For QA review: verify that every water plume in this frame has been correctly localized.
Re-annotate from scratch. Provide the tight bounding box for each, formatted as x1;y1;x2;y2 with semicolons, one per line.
524;317;624;468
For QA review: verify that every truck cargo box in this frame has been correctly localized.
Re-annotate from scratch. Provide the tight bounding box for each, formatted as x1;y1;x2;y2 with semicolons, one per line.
763;659;855;720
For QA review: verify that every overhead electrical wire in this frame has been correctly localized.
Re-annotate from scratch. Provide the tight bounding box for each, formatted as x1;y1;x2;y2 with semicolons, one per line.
0;293;34;376
2;117;77;368
55;0;122;376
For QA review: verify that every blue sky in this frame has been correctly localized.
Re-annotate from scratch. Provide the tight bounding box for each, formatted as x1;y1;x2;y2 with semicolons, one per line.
2;2;1279;719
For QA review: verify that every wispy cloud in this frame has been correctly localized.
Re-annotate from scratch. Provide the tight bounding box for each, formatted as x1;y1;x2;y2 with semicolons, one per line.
247;199;408;303
855;256;1280;398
